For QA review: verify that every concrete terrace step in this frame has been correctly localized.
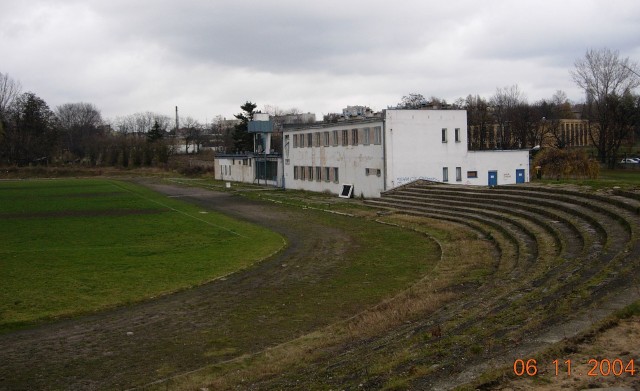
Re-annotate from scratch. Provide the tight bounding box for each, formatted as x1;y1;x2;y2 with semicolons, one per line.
393;185;630;253
365;198;537;276
384;191;572;258
367;181;640;302
366;199;518;275
390;188;606;255
404;183;640;233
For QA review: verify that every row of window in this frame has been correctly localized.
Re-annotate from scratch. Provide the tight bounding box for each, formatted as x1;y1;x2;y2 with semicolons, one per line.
442;128;462;143
442;167;477;182
228;158;251;166
220;159;251;176
293;166;339;183
292;126;382;148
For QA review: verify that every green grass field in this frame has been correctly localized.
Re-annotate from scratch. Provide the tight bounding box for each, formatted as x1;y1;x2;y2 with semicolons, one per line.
537;168;640;189
0;179;284;333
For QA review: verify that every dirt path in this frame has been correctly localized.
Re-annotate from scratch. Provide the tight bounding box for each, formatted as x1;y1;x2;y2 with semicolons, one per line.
0;181;360;390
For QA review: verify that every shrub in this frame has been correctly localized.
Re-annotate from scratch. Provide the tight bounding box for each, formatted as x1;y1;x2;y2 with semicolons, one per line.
533;148;599;179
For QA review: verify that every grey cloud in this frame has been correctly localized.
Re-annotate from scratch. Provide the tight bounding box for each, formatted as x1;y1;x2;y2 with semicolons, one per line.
1;0;638;121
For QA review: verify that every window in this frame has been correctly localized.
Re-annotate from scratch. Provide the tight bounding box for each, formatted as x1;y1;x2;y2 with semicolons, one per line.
365;168;381;177
294;166;299;180
315;166;322;182
293;134;298;148
307;166;313;181
373;126;382;145
332;130;339;146
323;131;330;146
324;167;330;182
456;167;462;182
442;128;448;143
300;165;306;180
351;128;359;145
363;127;370;145
306;133;313;147
443;167;449;182
314;132;321;147
467;171;478;179
455;128;461;142
333;167;339;183
342;129;349;146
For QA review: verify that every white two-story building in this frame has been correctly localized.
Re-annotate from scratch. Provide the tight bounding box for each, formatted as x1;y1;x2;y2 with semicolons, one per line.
282;109;529;198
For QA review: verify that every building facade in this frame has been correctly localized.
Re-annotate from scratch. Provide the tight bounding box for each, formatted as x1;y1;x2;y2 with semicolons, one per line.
281;109;529;198
468;118;592;150
283;118;384;197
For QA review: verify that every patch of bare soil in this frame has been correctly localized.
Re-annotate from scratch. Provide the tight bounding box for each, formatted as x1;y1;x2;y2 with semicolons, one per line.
490;316;640;391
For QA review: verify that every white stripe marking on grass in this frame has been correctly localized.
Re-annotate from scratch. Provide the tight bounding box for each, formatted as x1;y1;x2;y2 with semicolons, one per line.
109;181;248;238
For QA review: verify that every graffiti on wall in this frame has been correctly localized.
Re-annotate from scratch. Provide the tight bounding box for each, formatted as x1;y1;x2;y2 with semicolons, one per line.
395;176;440;186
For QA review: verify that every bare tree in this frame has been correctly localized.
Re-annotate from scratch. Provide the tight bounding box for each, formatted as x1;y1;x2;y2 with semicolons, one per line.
490;85;526;149
465;95;492;150
0;72;21;119
0;73;22;143
398;93;427;109
537;90;576;148
210;115;234;152
56;102;103;161
181;116;203;154
113;112;170;136
571;48;640;167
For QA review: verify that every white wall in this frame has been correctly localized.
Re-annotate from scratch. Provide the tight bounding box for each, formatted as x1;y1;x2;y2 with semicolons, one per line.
215;156;254;183
461;150;529;186
283;121;385;198
385;109;468;187
384;109;529;188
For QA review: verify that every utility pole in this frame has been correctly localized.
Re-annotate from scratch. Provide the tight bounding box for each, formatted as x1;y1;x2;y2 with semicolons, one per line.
175;106;179;132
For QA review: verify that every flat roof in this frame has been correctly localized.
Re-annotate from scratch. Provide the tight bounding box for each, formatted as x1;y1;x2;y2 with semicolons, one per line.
283;117;382;132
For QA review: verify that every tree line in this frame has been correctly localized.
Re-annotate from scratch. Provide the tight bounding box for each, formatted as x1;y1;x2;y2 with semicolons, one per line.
0;76;174;167
398;49;640;169
1;48;638;169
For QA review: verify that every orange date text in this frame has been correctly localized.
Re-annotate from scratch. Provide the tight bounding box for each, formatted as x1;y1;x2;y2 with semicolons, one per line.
513;358;637;377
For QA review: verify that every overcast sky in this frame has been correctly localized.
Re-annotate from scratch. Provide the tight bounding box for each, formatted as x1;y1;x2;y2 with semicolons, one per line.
2;0;639;123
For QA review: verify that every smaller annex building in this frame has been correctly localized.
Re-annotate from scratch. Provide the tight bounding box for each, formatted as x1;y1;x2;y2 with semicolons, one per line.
282;109;529;198
214;113;284;187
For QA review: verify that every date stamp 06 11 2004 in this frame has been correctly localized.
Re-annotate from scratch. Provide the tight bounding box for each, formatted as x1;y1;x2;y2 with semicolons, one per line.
513;358;637;378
